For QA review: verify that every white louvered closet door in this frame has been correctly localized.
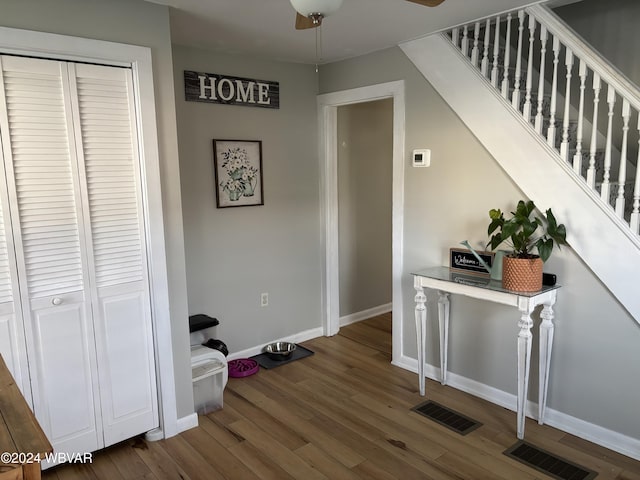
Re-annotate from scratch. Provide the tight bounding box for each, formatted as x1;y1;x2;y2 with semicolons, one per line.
0;55;101;455
0;132;29;398
69;63;158;448
0;55;158;455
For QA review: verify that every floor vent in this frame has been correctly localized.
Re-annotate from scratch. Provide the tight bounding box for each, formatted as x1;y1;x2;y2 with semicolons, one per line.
504;441;598;480
411;400;482;435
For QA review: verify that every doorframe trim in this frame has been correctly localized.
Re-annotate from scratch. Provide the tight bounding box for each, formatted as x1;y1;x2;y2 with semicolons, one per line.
317;81;405;364
0;26;178;437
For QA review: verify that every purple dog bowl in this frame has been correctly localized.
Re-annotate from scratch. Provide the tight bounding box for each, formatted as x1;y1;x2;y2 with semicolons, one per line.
228;359;259;378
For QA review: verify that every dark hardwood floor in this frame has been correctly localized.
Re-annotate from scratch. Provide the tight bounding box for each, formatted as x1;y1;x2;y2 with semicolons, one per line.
44;312;640;479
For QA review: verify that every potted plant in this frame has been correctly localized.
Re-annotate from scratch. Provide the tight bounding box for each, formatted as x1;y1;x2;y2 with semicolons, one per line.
487;200;567;291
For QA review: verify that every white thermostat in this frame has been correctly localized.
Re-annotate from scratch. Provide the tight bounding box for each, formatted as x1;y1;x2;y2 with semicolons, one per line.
412;149;431;167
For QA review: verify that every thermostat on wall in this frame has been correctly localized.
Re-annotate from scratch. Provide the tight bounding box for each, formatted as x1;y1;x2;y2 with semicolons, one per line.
412;149;431;167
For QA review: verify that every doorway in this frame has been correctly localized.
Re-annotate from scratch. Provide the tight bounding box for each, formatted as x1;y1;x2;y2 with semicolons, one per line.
317;80;405;365
337;99;393;329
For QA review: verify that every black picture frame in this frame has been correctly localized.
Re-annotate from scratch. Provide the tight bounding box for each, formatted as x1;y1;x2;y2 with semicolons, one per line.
213;139;264;208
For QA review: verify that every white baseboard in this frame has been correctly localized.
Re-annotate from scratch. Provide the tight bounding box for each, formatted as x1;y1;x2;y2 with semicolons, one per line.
227;326;324;361
339;303;392;327
395;355;640;461
176;412;199;434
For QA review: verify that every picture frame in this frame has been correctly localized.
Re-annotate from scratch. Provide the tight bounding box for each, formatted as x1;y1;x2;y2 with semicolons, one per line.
213;139;264;208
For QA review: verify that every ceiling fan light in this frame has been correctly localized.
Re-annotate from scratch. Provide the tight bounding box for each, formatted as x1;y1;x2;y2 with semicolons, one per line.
289;0;343;17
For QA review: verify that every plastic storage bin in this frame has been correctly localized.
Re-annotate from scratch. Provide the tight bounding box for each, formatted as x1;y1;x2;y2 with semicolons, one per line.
191;345;228;414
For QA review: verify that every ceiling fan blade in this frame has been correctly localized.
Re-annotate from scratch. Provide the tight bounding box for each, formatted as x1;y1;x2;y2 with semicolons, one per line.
406;0;446;6
295;12;320;30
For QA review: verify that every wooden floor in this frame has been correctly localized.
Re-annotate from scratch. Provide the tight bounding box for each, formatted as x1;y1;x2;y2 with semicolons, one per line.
44;312;640;479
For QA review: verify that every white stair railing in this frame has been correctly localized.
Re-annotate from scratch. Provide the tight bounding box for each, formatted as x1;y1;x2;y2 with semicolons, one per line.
445;4;640;237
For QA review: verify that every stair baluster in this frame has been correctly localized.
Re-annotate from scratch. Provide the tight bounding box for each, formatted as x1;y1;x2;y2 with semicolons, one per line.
481;19;490;77
491;16;501;88
512;10;525;110
523;15;536;121
547;36;560;146
573;60;587;175
631;114;640;234
560;47;574;162
601;84;616;203
501;13;512;99
534;25;548;134
451;27;459;48
615;100;630;218
587;73;601;189
471;22;480;67
461;26;469;57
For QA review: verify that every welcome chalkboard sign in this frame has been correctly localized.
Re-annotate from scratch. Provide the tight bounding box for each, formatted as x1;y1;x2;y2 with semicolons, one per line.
449;248;495;277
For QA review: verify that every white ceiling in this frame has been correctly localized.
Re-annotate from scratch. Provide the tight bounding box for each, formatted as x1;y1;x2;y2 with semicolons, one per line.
148;0;577;64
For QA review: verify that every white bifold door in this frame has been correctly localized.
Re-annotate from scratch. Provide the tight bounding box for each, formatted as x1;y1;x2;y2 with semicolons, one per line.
0;55;158;456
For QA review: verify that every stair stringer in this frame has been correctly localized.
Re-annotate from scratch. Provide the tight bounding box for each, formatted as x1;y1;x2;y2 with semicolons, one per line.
400;33;640;324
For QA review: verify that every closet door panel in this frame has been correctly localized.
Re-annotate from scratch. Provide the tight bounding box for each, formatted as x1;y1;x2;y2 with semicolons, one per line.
30;295;99;453
96;288;155;445
0;55;101;453
70;63;157;446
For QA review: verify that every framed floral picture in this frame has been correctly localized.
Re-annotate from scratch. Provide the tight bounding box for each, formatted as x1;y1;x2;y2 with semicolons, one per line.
213;139;264;208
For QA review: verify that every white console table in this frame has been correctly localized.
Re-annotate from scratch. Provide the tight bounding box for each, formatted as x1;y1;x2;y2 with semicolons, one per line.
412;266;560;439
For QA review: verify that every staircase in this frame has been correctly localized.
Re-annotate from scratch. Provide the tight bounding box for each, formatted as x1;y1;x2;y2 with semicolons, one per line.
400;4;640;324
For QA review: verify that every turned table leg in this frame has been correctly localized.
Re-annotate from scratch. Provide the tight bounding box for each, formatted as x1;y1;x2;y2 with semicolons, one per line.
539;301;555;424
414;278;427;396
437;291;450;385
517;300;534;439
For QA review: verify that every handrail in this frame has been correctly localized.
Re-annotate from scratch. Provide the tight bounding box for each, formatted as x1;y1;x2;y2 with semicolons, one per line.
442;2;640;237
527;4;640;112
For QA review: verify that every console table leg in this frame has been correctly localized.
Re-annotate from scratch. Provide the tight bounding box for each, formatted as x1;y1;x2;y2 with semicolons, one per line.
414;282;427;396
539;301;555;425
437;291;450;385
517;303;534;439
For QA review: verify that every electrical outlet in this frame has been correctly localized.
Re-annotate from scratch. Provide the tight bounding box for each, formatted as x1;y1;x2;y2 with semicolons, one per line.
260;293;269;307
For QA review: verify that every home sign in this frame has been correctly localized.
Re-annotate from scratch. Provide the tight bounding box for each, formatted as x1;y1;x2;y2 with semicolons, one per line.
184;70;280;109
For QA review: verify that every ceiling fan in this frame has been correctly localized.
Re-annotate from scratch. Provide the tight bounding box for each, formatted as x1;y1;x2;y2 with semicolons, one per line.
291;0;446;30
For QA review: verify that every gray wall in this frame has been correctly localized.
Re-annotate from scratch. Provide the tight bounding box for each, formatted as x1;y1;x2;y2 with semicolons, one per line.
0;0;193;418
555;0;640;87
338;100;393;316
172;45;322;353
319;46;640;439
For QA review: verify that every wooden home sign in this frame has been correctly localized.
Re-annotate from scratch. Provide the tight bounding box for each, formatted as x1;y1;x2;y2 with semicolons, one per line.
184;70;280;109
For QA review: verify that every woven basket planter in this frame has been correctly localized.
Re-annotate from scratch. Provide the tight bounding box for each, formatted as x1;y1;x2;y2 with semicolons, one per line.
502;256;543;292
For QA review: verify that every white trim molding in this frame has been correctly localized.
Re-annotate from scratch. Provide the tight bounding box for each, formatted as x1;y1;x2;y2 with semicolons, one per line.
176;413;199;434
339;303;392;327
0;26;178;439
227;326;324;361
317;80;406;366
396;355;640;461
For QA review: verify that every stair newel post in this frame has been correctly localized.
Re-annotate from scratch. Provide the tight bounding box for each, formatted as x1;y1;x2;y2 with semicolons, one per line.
615;99;630;218
560;47;574;162
481;19;491;77
501;13;512;99
461;25;469;57
471;22;481;67
547;36;560;147
573;60;587;175
587;72;601;189
601;84;616;204
451;27;459;48
631;112;640;235
534;25;548;134
491;15;501;88
512;10;525;110
522;14;536;121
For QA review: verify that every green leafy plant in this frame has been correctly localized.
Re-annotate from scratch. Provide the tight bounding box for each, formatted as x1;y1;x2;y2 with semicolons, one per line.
487;200;567;262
